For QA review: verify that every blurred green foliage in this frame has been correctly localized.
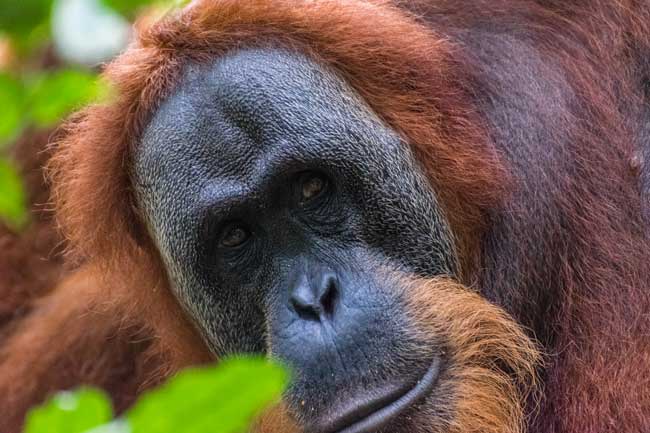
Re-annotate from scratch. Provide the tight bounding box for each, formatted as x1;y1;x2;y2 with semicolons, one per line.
28;69;107;126
0;65;101;229
0;159;28;230
128;357;288;433
0;69;103;149
102;0;160;19
0;73;23;147
0;0;175;229
0;0;52;47
100;0;191;20
25;388;113;433
25;357;289;433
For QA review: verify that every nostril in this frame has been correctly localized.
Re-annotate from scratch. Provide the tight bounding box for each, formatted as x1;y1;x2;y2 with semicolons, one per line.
289;271;339;322
291;287;322;322
319;275;338;317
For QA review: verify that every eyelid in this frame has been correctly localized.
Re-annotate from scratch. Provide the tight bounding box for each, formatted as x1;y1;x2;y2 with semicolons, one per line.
198;205;251;257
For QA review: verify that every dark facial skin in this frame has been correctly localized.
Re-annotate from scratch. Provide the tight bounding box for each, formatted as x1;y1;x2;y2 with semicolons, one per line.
133;48;457;433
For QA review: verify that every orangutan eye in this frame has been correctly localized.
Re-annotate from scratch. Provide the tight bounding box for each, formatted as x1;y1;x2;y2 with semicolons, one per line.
220;224;249;248
300;173;327;203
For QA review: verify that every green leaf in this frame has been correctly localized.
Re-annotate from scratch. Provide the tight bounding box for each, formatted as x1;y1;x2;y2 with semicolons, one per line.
101;0;190;19
100;0;155;18
0;158;28;230
0;73;24;148
26;69;105;127
127;357;289;433
0;0;53;40
24;387;113;433
21;357;288;433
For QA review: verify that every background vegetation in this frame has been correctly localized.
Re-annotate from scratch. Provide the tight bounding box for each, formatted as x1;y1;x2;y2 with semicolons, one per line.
0;0;181;229
25;358;288;433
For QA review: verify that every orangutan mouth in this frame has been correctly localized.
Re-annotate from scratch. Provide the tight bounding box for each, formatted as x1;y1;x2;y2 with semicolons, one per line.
317;358;442;433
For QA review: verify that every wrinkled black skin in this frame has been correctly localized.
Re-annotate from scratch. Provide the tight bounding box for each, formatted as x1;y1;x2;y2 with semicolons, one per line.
133;49;456;431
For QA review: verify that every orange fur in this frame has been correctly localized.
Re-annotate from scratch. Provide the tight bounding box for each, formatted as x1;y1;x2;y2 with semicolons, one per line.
252;404;301;433
403;278;540;433
0;130;64;341
0;261;212;432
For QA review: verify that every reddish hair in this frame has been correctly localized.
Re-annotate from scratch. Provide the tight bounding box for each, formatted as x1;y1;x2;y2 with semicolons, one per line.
48;0;507;276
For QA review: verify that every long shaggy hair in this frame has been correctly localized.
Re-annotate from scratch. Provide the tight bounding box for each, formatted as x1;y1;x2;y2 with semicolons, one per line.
403;278;539;433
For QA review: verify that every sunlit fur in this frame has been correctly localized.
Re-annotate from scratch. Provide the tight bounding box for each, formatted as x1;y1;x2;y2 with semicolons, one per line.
402;278;539;433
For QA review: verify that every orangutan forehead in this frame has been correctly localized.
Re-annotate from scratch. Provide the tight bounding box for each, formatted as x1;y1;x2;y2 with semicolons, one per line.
134;48;404;180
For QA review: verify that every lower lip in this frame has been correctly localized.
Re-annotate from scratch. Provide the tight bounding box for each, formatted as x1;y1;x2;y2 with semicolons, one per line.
322;358;441;433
